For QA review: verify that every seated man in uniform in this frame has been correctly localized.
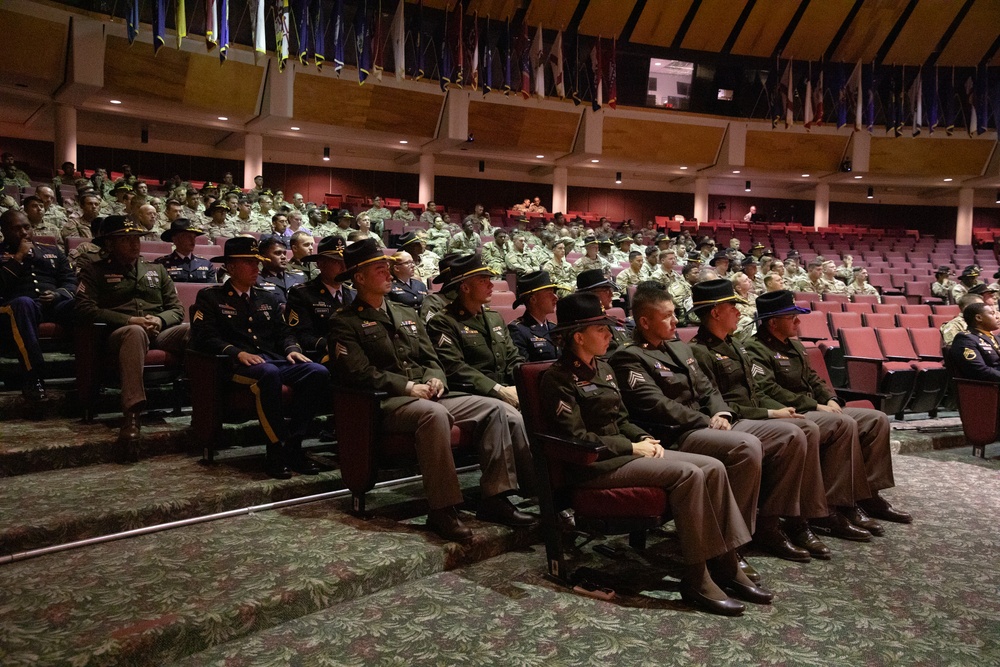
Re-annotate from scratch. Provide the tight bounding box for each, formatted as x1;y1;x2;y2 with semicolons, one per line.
154;218;217;283
287;236;353;361
328;240;537;542
947;302;1000;382
192;237;330;478
75;216;189;458
287;231;317;280
0;209;77;401
256;235;305;305
747;291;910;529
507;270;558;362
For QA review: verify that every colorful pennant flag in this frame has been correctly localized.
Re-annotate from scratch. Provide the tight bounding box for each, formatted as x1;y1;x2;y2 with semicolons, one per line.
275;0;290;71
926;66;939;133
569;30;581;105
803;73;813;129
864;64;875;133
501;18;511;95
439;4;452;90
153;0;166;54
531;24;544;100
909;67;922;137
483;16;493;94
390;0;405;80
176;0;187;48
412;0;425;80
372;0;385;80
206;0;218;51
944;68;957;135
218;0;230;62
851;61;862;130
251;0;267;63
312;0;325;70
590;38;602;111
451;6;464;87
356;0;372;84
519;21;531;99
294;0;310;66
607;38;617;110
466;11;479;90
783;61;794;127
550;30;564;99
332;0;346;75
127;0;139;45
835;63;847;130
813;70;824;126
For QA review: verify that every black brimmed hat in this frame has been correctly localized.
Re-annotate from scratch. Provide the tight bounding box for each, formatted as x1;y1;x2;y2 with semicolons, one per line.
935;265;953;276
441;253;497;291
970;283;998;296
110;183;133;195
304;235;347;262
397;231;423;250
709;251;731;267
576;268;613;291
551;292;617;334
696;237;714;249
742;256;760;268
754;290;810;321
160;217;205;242
95;215;148;241
336;209;355;221
513;270;560;308
582;234;599;247
335;238;390;282
691;278;747;313
206;201;230;214
210;236;267;263
960;265;980;279
431;253;464;285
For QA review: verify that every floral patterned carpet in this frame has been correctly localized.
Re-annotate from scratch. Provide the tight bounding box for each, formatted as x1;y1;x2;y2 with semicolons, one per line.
2;452;998;667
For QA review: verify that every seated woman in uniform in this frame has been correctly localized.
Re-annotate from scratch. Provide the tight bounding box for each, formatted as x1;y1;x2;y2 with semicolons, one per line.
539;292;772;616
386;249;428;311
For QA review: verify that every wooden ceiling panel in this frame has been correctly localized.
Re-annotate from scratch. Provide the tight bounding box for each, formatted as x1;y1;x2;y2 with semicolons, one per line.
869;137;994;176
468;0;521;21
0;9;66;88
467;100;578;153
883;2;961;65
937;0;1000;67
731;1;800;58
524;0;579;31
630;0;694;48
366;86;441;136
577;0;635;38
294;74;374;128
832;0;909;65
183;55;261;115
602;117;724;165
745;131;848;173
782;0;855;62
680;0;748;53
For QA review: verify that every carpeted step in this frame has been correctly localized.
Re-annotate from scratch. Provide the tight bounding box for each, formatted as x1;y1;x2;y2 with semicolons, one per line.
0;449;343;556
0;480;540;667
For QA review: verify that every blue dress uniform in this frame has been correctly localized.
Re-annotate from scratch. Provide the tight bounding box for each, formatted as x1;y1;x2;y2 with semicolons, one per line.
256;267;306;306
386;276;428;310
286;277;355;359
154;251;217;283
190;280;330;448
947;329;1000;382
507;314;557;361
0;240;76;377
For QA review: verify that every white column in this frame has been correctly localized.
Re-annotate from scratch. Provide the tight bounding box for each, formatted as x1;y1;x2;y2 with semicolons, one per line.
694;177;709;222
956;187;974;246
552;166;568;214
814;182;830;229
244;134;263;190
53;104;77;171
419;153;435;205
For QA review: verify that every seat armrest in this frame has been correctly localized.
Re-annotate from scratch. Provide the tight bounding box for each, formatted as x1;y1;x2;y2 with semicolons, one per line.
843;356;884;394
835;388;886;410
533;433;609;466
332;385;389;500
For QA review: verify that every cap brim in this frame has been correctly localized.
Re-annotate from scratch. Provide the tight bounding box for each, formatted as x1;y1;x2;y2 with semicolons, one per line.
578;278;614;291
442;266;497;291
160;228;205;242
755;305;810;322
96;229;149;241
551;315;618;334
334;254;390;283
303;251;344;262
210;253;267;263
691;294;748;311
512;282;560;308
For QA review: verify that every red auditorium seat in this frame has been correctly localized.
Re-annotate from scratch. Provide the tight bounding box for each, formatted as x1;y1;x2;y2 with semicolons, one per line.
882;295;908;307
829;311;863;334
874;328;948;417
909;328;945;362
903;280;936;304
952;379;1000;458
852;294;880;305
896;313;931;329
862;313;895;328
931;304;959;317
844;302;873;315
902;304;932;316
490;291;516;308
838;327;916;420
812;301;843;315
931;314;953;329
514;361;672;587
873;303;902;315
821;292;849;304
804;346;881;410
491;280;510;292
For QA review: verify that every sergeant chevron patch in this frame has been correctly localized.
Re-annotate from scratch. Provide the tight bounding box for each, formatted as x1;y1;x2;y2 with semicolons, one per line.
628;370;644;388
750;362;765;377
335;342;348;358
555;400;572;416
438;333;453;346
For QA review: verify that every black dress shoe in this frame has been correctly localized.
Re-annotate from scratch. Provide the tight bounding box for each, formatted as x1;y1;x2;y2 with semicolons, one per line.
265;443;292;480
811;512;872;542
752;528;812;562
718;578;774;605
842;505;885;536
738;555;762;584
427;507;473;543
116;410;142;463
785;523;833;560
678;584;745;616
21;377;46;402
858;496;913;524
477;495;539;527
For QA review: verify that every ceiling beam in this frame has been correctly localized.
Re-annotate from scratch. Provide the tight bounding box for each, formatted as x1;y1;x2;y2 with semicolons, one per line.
772;0;811;60
671;0;701;50
823;0;864;64
925;0;976;68
722;0;757;55
874;0;919;67
619;0;648;45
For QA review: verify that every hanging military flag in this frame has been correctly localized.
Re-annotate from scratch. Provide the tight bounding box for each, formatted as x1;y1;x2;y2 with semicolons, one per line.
206;0;218;51
974;64;988;135
356;0;372;84
127;0;139;45
483;16;493;94
153;0;166;54
569;31;581;105
313;0;325;70
909;67;922;137
294;0;309;67
250;0;267;63
412;0;425;80
926;66;939;133
944;68;957;135
466;11;480;91
501;18;512;95
835;64;847;129
851;61;862;130
218;0;229;63
773;60;787;127
390;0;405;80
895;74;904;137
864;63;876;133
332;0;346;75
372;0;386;81
519;21;531;99
531;24;544;100
450;5;464;87
607;38;618;110
590;37;602;111
886;71;897;136
782;61;794;127
176;0;187;48
803;67;813;130
813;69;824;126
991;68;1000;133
550;30;564;100
275;0;290;72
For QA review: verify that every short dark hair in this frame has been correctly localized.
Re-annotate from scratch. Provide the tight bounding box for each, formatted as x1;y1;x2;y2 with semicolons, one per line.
258;236;288;254
632;282;673;323
957;293;984;310
963;301;990;329
628;250;642;261
807;260;823;270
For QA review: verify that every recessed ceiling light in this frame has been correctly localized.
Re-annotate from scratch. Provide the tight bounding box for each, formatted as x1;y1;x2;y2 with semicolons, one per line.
591;159;599;163
654;62;663;67
679;166;688;170
217;116;228;121
290;127;300;131
110;100;122;105
732;170;741;174
536;155;545;159
399;140;408;144
854;175;862;179
943;178;953;182
801;174;810;178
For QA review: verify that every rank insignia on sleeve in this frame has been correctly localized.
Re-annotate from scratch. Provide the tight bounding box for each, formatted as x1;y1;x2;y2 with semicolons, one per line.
193;310;203;321
555;400;572;416
964;349;976;360
750;362;765;377
628;370;644;388
438;333;453;346
287;310;299;326
335;342;348;358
